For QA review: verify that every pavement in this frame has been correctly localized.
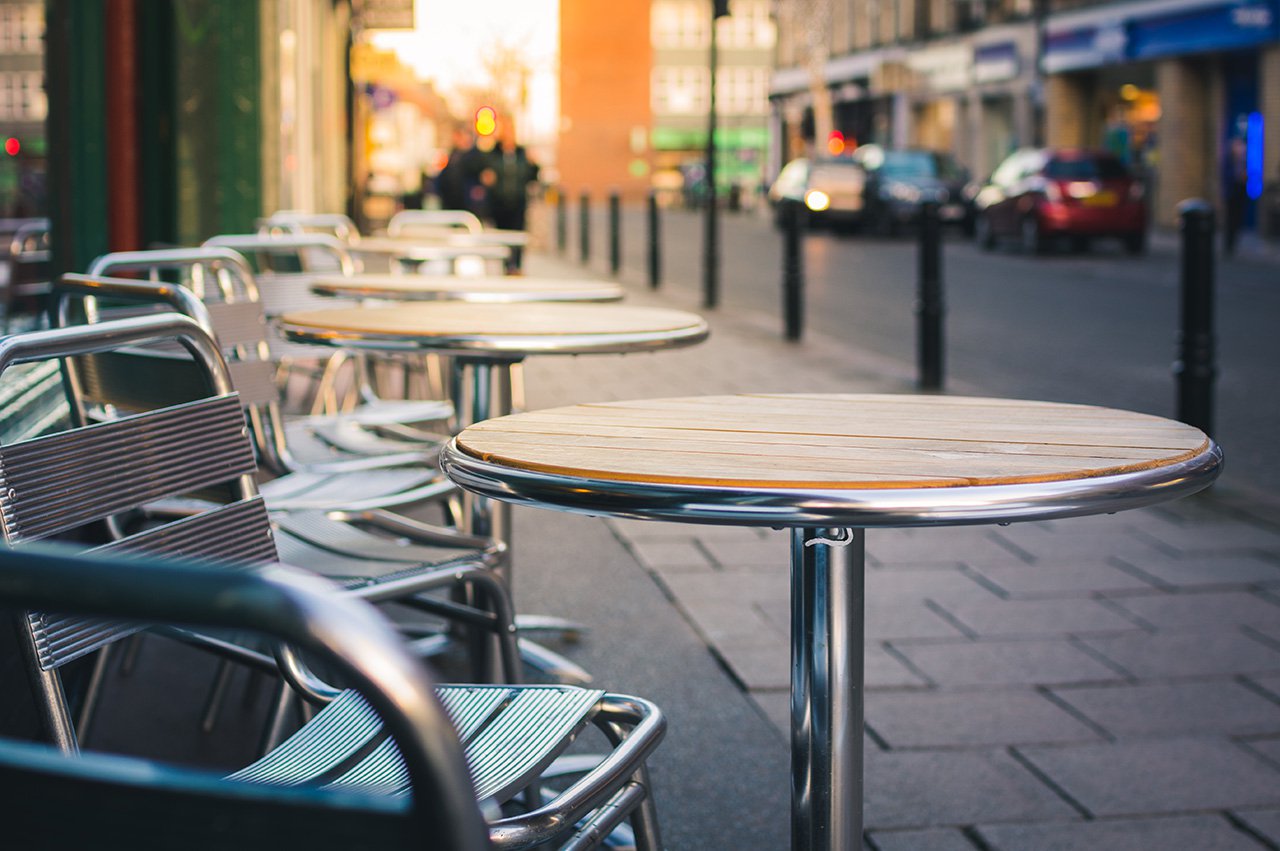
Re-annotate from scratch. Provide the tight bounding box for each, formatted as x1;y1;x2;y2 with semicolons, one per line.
502;239;1280;850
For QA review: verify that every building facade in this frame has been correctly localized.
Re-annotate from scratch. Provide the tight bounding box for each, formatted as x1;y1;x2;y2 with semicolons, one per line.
771;0;1280;232
557;0;776;203
0;0;45;217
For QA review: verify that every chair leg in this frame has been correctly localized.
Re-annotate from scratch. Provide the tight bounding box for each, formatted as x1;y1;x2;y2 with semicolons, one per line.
259;678;299;756
200;657;237;733
627;765;664;851
73;644;115;741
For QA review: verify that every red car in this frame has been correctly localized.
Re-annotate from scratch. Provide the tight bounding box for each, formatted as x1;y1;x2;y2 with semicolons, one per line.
972;148;1148;254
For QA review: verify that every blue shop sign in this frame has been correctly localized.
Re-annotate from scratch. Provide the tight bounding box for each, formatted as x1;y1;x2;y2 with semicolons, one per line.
1129;1;1278;60
974;42;1020;83
1044;22;1127;72
1044;1;1279;71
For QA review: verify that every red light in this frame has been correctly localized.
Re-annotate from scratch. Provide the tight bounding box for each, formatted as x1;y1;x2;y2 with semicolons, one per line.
3;138;18;156
826;130;844;156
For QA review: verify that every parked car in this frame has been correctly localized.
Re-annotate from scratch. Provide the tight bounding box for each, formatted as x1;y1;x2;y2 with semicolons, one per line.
768;157;867;231
972;148;1148;254
851;145;973;235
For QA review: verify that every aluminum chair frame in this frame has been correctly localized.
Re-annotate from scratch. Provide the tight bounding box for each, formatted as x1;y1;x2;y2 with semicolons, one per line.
59;269;457;518
0;319;665;848
0;545;666;850
0;314;518;711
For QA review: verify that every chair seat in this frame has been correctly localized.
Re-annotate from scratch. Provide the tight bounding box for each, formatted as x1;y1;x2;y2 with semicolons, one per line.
229;685;606;806
257;467;444;510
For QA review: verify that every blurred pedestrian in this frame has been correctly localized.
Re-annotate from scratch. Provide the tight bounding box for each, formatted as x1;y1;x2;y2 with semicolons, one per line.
435;124;485;215
1223;135;1248;256
482;118;540;270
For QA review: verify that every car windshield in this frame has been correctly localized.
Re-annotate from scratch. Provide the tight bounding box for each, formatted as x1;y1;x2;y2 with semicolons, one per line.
1045;156;1129;180
880;152;936;178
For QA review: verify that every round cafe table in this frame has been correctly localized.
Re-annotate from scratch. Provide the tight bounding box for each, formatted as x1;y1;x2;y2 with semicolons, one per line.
280;302;709;682
438;393;1223;851
310;273;624;303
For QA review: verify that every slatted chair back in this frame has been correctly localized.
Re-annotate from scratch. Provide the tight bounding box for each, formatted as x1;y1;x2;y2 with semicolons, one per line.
57;268;317;476
0;316;278;752
0;546;490;851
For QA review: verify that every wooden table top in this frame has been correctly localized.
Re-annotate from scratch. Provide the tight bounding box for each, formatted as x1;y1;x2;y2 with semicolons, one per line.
453;394;1213;490
310;273;624;303
280;302;709;356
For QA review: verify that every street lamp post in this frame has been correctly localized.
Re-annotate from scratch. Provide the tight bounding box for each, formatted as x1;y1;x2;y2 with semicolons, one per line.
704;0;730;310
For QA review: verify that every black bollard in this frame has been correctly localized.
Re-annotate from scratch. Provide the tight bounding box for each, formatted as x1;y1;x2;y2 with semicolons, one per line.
648;190;662;289
609;190;621;275
916;201;945;391
782;201;805;341
556;189;567;254
1174;199;1217;436
579;191;590;266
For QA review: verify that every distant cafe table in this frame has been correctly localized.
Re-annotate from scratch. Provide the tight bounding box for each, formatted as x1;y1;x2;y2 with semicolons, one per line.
438;393;1223;851
279;301;708;576
310;273;624;303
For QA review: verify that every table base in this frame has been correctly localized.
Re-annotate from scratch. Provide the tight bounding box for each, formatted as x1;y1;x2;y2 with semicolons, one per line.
792;527;865;851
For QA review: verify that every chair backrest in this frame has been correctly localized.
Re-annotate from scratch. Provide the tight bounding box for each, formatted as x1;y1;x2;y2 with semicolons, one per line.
0;316;276;751
388;209;484;236
58;268;300;473
201;233;358;318
0;546;489;850
257;211;362;244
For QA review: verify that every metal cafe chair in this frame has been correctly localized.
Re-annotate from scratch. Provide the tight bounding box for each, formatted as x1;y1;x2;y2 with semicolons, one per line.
200;232;454;414
54;271;595;689
79;248;451;472
387;208;485;235
0;545;665;850
0;315;520;737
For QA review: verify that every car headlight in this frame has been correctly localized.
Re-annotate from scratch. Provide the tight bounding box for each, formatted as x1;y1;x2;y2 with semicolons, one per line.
804;189;831;212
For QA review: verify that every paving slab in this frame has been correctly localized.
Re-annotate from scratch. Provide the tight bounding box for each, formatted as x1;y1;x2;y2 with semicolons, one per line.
1050;680;1280;738
1101;590;1280;629
977;814;1269;850
1017;737;1280;816
864;748;1079;828
1080;628;1280;679
968;560;1161;598
1234;809;1280;847
866;689;1102;748
1113;552;1280;590
936;597;1145;638
893;639;1127;687
868;827;979;851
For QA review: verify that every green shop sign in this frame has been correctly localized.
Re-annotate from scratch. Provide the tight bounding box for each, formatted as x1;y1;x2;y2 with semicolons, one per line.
651;126;768;150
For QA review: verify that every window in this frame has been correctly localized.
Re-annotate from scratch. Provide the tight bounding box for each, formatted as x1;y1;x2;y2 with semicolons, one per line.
0;72;47;120
0;4;42;53
652;0;708;48
719;67;769;115
652;66;708;115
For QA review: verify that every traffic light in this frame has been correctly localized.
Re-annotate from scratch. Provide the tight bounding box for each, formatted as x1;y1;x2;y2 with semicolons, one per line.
474;106;497;137
3;137;18;156
826;130;845;156
713;0;730;18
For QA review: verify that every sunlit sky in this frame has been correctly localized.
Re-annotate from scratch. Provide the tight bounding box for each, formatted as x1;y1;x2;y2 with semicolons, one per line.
372;0;559;141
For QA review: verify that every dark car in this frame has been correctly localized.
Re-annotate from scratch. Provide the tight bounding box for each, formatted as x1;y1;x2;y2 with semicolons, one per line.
972;148;1147;254
852;145;973;236
768;157;867;231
